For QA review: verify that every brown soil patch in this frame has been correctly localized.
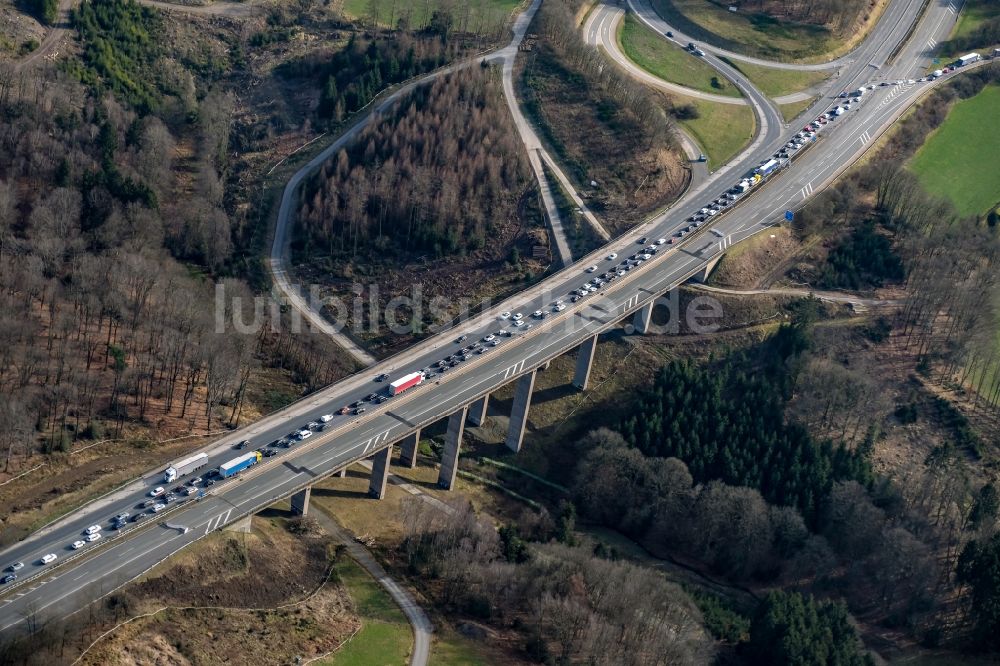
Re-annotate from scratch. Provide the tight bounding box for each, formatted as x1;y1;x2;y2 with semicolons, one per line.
79;517;358;666
708;226;804;288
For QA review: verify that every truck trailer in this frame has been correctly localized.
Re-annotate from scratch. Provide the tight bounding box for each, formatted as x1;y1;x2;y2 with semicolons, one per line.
389;372;424;396
218;451;262;479
957;52;981;66
163;453;209;483
756;159;779;177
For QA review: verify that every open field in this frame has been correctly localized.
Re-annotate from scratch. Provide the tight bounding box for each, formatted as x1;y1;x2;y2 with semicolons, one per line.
342;0;522;28
619;13;742;97
651;0;827;61
908;84;1000;216
77;516;355;666
944;0;1000;55
724;58;830;98
322;557;411;666
779;96;817;122
676;94;755;168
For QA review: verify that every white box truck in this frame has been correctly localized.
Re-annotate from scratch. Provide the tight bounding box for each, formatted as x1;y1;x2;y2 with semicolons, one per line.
163;453;209;483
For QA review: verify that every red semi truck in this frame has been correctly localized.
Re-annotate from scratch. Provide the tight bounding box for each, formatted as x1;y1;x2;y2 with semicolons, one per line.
389;372;423;396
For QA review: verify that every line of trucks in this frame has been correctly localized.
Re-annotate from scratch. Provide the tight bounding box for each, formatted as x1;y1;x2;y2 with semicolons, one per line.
157;373;429;488
162;450;262;484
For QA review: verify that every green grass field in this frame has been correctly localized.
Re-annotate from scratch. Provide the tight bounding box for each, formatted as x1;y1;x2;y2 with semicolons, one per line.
651;0;837;61
908;85;1000;216
724;58;830;98
948;0;999;45
342;0;522;29
324;558;412;666
677;94;755;168
618;13;741;97
779;97;815;123
323;553;501;665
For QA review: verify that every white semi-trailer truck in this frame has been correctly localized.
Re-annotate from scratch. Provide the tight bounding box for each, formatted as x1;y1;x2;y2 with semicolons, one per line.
163;452;209;483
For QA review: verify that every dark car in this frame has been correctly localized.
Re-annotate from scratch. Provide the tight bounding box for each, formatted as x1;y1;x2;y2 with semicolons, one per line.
366;393;379;402
455;335;467;343
235;439;251;450
637;237;648;244
665;30;673;37
355;407;367;415
375;373;389;382
263;449;277;457
2;574;16;584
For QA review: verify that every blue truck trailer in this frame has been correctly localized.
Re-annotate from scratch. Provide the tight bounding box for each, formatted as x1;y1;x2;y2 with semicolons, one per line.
218;451;262;478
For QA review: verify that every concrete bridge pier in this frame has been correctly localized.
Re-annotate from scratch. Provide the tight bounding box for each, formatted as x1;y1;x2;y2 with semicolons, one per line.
290;486;311;516
573;335;597;390
692;255;723;283
467;395;489;427
368;446;392;499
398;430;420;468
632;302;654;335
336;467;347;478
438;406;468;490
506;370;537;453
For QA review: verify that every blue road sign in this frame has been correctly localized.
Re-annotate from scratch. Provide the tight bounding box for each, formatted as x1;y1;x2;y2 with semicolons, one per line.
785;210;794;221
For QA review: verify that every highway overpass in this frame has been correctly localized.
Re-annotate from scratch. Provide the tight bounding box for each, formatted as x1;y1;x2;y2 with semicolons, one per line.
0;0;972;637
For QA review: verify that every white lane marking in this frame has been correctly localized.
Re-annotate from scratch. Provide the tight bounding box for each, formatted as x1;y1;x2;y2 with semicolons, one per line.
859;130;872;145
799;181;814;200
927;38;937;49
623;293;640;313
501;359;527;380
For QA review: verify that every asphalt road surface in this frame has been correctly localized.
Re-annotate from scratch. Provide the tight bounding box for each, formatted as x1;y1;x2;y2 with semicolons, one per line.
0;0;970;638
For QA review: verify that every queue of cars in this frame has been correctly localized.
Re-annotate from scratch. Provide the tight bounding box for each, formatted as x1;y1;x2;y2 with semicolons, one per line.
1;78;888;586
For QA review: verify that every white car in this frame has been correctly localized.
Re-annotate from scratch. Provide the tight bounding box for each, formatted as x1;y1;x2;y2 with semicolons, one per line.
586;265;598;273
512;313;523;320
483;334;496;342
491;339;501;346
553;303;566;312
606;253;617;260
151;503;166;513
41;553;57;564
706;209;718;216
72;540;86;550
86;533;101;543
512;320;525;328
532;310;543;318
149;487;164;498
296;429;312;440
319;414;334;423
499;311;511;319
84;524;101;535
656;238;666;245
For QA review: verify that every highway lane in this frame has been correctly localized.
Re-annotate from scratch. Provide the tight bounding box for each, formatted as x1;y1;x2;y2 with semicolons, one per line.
0;0;967;637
